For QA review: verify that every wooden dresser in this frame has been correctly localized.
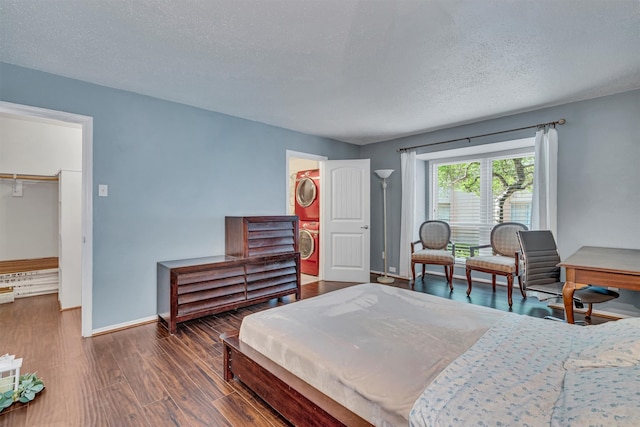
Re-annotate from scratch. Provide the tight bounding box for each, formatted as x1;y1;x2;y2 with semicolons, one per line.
225;215;298;257
158;216;300;334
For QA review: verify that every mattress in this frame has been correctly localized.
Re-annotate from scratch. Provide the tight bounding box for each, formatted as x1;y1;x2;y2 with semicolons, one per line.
238;283;507;426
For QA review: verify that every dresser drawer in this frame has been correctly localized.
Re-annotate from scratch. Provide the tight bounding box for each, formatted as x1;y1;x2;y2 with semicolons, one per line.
226;216;298;257
246;256;299;300
178;287;246;316
176;265;245;287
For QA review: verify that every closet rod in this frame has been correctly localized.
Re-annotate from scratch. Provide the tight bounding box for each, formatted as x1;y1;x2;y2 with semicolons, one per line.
397;118;566;153
0;173;59;182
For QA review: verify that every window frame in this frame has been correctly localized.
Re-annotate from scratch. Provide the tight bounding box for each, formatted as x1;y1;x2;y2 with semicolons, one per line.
422;138;535;262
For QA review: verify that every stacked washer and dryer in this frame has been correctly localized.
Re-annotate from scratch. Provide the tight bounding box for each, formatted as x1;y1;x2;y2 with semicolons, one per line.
295;169;320;276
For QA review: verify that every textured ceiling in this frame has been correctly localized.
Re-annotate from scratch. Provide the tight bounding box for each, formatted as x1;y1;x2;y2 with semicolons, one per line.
1;0;639;145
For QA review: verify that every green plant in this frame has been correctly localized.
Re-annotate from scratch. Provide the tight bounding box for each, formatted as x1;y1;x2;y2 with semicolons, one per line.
17;373;44;403
0;373;44;412
0;390;13;411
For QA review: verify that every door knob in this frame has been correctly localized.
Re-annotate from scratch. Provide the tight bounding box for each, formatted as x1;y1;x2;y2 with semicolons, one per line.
361;225;369;229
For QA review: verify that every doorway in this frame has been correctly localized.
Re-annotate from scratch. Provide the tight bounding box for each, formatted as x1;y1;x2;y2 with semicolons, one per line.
286;152;371;284
0;101;93;337
286;151;326;284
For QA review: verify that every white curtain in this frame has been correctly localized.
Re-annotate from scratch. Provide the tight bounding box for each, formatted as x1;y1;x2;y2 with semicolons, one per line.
399;151;416;278
531;127;558;236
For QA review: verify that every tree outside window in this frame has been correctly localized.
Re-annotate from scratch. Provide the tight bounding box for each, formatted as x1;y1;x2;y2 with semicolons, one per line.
432;155;534;258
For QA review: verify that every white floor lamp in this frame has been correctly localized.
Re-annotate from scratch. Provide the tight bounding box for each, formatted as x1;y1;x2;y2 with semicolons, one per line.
374;169;394;284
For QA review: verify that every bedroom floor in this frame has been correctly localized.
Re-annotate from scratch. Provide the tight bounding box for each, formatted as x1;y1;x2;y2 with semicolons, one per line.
0;275;607;427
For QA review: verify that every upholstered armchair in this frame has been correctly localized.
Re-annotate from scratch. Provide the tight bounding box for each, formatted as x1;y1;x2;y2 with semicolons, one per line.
465;222;528;306
411;220;456;290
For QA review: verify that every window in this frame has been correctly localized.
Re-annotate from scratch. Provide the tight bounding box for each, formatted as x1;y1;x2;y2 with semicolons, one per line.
428;142;535;260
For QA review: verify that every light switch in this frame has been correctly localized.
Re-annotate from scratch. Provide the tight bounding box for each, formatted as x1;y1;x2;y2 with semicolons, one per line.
98;184;108;197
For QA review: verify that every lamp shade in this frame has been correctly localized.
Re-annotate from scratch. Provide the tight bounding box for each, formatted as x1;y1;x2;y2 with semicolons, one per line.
374;169;394;179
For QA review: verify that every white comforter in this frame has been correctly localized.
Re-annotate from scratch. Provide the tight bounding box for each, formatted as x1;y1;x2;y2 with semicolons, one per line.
239;283;506;426
410;314;640;426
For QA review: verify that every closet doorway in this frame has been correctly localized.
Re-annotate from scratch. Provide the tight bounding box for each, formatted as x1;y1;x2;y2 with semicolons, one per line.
0;101;93;337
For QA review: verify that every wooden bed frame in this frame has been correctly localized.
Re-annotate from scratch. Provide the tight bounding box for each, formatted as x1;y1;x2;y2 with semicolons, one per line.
221;331;373;427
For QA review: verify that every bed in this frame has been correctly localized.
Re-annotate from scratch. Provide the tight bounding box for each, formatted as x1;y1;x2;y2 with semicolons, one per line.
221;283;640;426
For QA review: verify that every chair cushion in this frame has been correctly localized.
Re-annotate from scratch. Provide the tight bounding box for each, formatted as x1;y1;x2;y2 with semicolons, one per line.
411;249;454;264
466;255;522;274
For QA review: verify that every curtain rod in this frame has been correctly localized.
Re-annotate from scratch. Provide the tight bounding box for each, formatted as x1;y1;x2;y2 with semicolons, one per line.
0;173;59;182
397;118;566;153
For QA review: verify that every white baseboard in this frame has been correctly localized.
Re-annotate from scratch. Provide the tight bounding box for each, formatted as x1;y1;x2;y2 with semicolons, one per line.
91;314;158;336
371;269;509;287
419;270;510;287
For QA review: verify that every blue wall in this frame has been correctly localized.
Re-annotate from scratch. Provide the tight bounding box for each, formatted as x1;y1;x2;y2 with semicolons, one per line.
2;61;639;325
362;89;640;315
0;63;359;329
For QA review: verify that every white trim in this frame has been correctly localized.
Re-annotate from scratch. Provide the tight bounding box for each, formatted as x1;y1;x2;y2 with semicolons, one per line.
427;138;535;223
417;137;534;161
419;269;511;286
285;150;328;161
0;101;93;337
81;119;93;337
91;315;158;336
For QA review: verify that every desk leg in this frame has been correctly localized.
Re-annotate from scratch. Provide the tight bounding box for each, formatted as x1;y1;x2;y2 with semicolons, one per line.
563;268;577;324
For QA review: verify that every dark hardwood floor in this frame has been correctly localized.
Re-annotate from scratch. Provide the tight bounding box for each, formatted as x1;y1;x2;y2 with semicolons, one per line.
0;275;605;427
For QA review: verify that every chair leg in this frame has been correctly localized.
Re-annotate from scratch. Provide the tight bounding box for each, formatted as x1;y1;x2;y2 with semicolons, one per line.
422;265;426;281
586;303;593;318
492;275;496;292
411;261;416;288
466;267;473;296
443;265;453;291
507;274;513;307
518;274;526;298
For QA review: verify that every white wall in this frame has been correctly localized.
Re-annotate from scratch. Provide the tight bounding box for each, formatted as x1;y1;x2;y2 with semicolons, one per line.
0;114;82;174
0;114;82;261
362;89;640;316
1;63;359;331
0;180;58;260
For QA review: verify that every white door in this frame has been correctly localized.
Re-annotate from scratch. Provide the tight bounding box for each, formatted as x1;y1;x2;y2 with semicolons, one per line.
320;159;370;282
58;170;83;309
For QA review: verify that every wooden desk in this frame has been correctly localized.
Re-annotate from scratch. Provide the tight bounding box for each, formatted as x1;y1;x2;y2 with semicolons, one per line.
560;246;640;324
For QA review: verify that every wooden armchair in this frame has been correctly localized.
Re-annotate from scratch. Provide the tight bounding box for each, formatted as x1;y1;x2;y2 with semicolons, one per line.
411;220;455;290
465;222;528;306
